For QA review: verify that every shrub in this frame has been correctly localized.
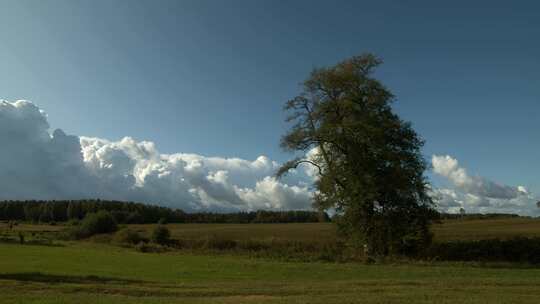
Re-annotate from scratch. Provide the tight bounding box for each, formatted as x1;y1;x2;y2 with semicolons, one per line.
238;239;270;252
202;235;237;250
135;242;167;253
64;211;117;239
114;228;144;245
80;211;118;236
158;217;168;225
423;237;540;264
62;226;85;240
151;225;171;245
67;219;80;226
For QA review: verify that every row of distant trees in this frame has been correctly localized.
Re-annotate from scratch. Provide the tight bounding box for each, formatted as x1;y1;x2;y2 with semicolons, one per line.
438;213;521;220
0;200;329;224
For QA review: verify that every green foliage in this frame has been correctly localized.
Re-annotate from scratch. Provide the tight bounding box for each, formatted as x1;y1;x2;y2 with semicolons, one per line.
0;200;327;224
151;225;171;245
81;211;118;235
67;219;80;226
135;242;167;253
279;54;436;256
18;232;25;244
65;211;118;239
67;201;83;220
114;228;145;245
0;200;186;224
425;237;540;264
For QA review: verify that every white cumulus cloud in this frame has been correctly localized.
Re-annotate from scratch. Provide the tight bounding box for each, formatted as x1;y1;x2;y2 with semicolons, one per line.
431;155;538;215
1;100;537;216
0;100;313;211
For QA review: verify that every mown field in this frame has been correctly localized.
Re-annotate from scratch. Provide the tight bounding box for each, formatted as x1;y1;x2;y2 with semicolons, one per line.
2;217;540;303
2;242;540;303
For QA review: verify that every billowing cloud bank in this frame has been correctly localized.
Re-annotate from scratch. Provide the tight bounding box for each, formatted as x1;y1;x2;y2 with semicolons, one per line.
0;100;313;211
1;100;537;215
431;155;538;215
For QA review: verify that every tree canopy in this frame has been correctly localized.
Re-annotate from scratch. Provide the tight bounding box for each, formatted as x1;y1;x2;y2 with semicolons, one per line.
278;54;436;256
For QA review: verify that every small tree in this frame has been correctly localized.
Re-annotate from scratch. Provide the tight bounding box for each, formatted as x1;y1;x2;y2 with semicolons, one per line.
151;225;170;245
114;228;144;245
79;211;118;237
278;54;436;256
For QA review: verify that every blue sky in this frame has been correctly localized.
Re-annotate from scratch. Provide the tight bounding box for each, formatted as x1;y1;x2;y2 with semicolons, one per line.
1;0;539;195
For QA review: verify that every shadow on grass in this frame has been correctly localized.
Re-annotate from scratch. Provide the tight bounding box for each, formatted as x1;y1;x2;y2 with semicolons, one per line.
0;237;64;247
0;272;305;299
0;272;144;285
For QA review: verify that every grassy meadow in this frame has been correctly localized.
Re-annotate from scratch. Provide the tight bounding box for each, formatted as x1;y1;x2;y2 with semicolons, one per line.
3;242;540;303
2;217;540;303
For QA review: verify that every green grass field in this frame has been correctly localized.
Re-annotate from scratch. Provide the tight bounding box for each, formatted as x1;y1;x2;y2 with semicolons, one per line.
2;242;540;303
2;217;540;303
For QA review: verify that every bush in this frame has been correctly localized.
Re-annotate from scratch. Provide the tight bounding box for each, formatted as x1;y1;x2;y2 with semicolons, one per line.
423;237;540;264
81;211;118;235
114;228;144;245
135;242;167;253
202;235;237;250
67;219;80;226
158;217;168;225
64;211;117;239
151;225;170;245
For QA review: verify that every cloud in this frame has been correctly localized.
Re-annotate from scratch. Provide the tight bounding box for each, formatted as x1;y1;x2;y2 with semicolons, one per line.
1;100;537;215
431;155;538;215
0;100;313;211
0;100;97;200
432;155;522;200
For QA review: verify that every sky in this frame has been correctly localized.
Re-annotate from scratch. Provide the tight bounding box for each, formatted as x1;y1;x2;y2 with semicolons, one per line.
0;1;538;213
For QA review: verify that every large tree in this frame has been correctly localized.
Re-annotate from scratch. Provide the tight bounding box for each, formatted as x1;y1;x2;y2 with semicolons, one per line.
277;54;436;256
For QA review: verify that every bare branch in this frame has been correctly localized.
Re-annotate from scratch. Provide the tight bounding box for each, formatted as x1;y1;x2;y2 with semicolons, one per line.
275;158;323;179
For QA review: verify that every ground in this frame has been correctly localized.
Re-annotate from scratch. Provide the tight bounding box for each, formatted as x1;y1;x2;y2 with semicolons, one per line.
1;217;540;303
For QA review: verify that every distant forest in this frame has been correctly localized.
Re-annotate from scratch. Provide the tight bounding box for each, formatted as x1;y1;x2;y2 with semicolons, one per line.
0;200;330;224
438;213;523;220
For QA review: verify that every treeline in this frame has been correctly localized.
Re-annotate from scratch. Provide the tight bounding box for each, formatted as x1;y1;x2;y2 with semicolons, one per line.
0;200;185;224
438;213;522;220
0;200;328;224
184;210;329;223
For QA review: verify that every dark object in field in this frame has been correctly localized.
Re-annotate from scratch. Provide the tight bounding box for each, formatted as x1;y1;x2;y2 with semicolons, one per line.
425;237;540;264
64;211;118;239
151;225;171;245
114;228;145;245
